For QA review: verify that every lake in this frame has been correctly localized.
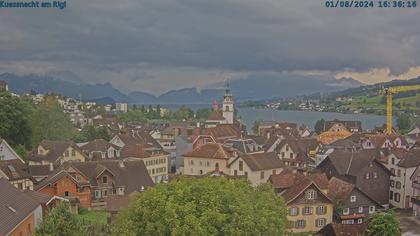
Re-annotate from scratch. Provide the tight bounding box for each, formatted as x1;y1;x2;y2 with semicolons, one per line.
156;104;388;131
238;108;388;130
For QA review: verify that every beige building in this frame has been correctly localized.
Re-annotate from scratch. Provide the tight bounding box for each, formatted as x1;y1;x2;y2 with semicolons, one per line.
183;143;237;175
121;143;169;183
228;152;284;186
28;140;86;165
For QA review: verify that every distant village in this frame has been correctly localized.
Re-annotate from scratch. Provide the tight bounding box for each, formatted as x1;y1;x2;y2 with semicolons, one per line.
1;79;420;235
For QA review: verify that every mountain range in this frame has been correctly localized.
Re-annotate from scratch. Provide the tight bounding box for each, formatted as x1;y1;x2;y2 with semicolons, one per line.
0;72;364;104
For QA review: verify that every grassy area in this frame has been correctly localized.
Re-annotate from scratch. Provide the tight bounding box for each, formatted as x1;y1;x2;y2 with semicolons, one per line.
342;95;420;112
76;210;108;226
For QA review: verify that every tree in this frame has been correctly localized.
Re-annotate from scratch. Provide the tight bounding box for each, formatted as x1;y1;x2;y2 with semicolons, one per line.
397;113;411;133
0;92;33;149
112;177;287;236
252;120;262;135
367;210;400;236
35;203;83;236
74;125;111;142
29;96;76;145
196;108;212;120
314;118;325;134
173;106;194;120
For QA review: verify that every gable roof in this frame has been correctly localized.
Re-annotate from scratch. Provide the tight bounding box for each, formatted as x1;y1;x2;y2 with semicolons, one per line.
201;125;241;140
183;143;237;159
325;119;362;132
81;139;120;153
69;160;154;194
237;152;284;171
0;159;31;181
397;149;420;168
206;111;226;121
0;138;24;162
120;143;168;159
28;140;86;163
316;222;367;236
0;178;40;236
322;149;387;176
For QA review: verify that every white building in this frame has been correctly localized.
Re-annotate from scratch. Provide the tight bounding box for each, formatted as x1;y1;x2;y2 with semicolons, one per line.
222;82;234;125
116;103;128;113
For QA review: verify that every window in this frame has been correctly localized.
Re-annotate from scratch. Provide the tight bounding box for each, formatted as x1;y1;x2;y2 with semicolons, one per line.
295;220;305;229
390;191;394;200
391;168;395;175
281;152;285;158
315;218;326;228
365;173;370;179
260;171;265;179
350;195;356;202
390;180;395;187
286;145;289;151
103;190;108;197
373;172;378;178
199;161;202;166
206;161;210;167
290;153;294;159
71;150;76;156
17;182;23;190
394;193;401;202
239;161;243;171
272;169;276;175
396;181;401;189
303;207;313;215
306;190;316;200
234;170;238;176
397;169;401;177
102;176;108;184
215;163;219;170
358;206;363;213
342;220;354;224
244;172;248;177
391;158;395;165
289;207;299;216
65;151;69;157
199;170;203;175
190;160;194;166
369;206;375;213
64;191;69;197
343;208;349;215
358;219;363;224
317;205;326;215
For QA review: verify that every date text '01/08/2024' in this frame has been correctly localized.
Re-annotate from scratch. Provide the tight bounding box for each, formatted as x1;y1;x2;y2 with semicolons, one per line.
325;0;417;8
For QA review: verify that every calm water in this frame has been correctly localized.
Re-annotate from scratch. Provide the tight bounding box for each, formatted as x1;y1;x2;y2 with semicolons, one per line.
238;108;388;130
156;104;388;131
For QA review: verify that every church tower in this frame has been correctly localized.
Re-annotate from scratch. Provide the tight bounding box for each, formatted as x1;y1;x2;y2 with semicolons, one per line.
222;81;234;124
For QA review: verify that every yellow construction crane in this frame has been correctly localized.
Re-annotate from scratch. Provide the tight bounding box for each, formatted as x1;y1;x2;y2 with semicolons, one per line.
379;84;420;134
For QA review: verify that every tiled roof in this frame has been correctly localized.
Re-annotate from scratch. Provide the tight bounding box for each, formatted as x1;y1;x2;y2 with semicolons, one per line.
324;149;384;176
0;179;40;236
183;143;237;159
239;152;284;171
28;140;86;163
206;111;226;121
327;177;354;203
0;159;30;181
81;139;120;153
70;160;154;194
120;143;167;159
316;222;368;236
201;125;241;140
397;149;420;168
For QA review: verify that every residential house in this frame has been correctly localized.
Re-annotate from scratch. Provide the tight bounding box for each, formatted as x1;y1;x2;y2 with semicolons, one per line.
183;143;238;176
327;177;383;224
228;152;284;186
0;138;23;161
269;170;333;233
36;169;92;208
28;140;87;166
410;165;420;216
315;149;392;207
271;137;319;170
80;139;121;160
387;149;420;209
67;160;154;209
0;178;42;236
23;190;67;220
323;120;362;133
256;121;298;139
174;135;193;173
316;223;367;236
361;134;408;150
120;143;169;183
0;159;34;190
224;138;263;154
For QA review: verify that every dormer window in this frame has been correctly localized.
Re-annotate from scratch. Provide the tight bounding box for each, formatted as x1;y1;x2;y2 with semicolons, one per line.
286;145;289;151
102;176;108;184
350;195;356;202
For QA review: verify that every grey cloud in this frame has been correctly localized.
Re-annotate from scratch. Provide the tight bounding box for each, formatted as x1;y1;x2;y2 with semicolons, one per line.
0;0;419;93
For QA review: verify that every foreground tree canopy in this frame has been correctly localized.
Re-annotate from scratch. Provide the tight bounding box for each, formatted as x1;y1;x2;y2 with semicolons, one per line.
112;177;287;236
367;210;401;236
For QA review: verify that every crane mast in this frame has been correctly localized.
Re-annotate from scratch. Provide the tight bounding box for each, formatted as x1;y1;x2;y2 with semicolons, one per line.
380;84;420;134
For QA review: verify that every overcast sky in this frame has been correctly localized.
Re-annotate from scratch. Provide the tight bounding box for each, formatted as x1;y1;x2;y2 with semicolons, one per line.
0;0;419;94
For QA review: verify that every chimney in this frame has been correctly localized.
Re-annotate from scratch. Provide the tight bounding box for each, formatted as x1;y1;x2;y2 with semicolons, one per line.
49;163;54;171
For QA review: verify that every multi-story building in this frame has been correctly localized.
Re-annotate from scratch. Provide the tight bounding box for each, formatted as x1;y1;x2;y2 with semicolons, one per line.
228;152;284;186
327;177;383;224
28;140;87;165
183;143;237;176
269;170;333;233
387;149;420;209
